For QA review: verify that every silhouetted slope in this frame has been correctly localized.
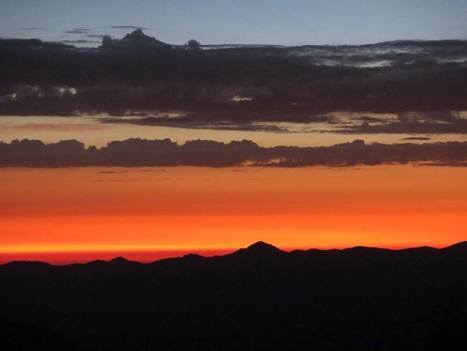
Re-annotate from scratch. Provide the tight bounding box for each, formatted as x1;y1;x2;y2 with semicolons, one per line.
1;242;467;351
230;241;284;258
0;316;76;351
444;241;467;252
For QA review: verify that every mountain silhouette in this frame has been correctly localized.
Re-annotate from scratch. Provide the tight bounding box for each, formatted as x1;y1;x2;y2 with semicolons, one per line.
444;241;467;252
109;256;131;264
1;242;467;351
231;241;284;257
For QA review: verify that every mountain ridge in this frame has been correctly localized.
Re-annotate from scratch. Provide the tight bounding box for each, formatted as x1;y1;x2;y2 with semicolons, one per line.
2;240;467;351
2;240;466;267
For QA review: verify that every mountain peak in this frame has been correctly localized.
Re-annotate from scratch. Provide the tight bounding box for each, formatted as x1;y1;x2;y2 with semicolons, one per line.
247;241;280;251
233;241;283;257
109;257;129;264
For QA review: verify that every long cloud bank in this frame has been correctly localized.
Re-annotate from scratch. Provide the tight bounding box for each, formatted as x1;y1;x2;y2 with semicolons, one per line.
1;138;466;167
0;36;466;118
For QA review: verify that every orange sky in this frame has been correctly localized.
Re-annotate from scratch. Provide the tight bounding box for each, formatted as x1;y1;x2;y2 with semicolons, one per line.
1;165;466;263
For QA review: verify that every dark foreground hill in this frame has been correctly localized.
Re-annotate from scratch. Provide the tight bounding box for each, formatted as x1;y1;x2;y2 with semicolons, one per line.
1;241;467;351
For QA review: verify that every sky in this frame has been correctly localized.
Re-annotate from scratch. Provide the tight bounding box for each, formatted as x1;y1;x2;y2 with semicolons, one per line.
1;1;466;264
1;166;467;263
1;0;467;45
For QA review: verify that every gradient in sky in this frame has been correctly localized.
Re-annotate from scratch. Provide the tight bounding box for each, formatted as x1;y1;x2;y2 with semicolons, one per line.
2;166;467;263
1;0;467;265
1;0;467;45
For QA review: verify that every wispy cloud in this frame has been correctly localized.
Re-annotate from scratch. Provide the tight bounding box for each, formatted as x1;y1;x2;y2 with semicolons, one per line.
336;112;467;134
111;25;148;30
2;123;105;132
64;28;90;34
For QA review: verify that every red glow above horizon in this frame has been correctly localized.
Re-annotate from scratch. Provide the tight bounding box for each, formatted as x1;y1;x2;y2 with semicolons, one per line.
1;166;466;264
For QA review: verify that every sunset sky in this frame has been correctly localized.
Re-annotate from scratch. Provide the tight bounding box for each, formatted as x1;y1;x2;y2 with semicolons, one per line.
2;5;467;351
1;1;467;265
2;165;466;263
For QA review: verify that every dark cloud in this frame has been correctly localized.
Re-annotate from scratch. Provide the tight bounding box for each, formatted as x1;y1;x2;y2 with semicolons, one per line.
64;28;90;34
419;161;467;167
111;26;148;30
97;169;166;174
1;138;466;168
287;40;467;67
101;116;290;132
401;137;431;141
337;112;467;134
98;170;122;174
357;116;385;123
61;40;99;45
399;111;462;122
0;35;466;121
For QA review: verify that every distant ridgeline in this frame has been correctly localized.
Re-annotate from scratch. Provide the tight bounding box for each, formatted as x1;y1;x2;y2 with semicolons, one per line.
1;241;467;350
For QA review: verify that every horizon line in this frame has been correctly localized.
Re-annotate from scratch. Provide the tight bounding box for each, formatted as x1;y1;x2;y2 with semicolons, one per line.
1;240;466;266
2;33;467;48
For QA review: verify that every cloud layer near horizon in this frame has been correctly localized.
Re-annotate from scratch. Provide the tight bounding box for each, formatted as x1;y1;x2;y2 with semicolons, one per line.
1;138;466;167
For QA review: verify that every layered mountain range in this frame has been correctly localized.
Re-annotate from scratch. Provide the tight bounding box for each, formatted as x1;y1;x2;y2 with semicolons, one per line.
2;241;467;350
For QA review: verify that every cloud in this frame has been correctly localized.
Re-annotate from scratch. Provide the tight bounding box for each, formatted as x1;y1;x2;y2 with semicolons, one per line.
356;116;385;123
111;26;148;30
64;28;90;34
0;36;466;121
1;138;466;168
97;170;122;174
97;169;166;174
101;116;291;132
401;137;431;141
61;40;99;45
288;40;467;67
336;112;467;134
419;161;467;167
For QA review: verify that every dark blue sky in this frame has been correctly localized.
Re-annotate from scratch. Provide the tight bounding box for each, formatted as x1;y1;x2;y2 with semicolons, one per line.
1;0;466;45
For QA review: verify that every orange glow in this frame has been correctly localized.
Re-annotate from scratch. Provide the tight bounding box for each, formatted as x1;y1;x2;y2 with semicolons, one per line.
1;166;466;263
